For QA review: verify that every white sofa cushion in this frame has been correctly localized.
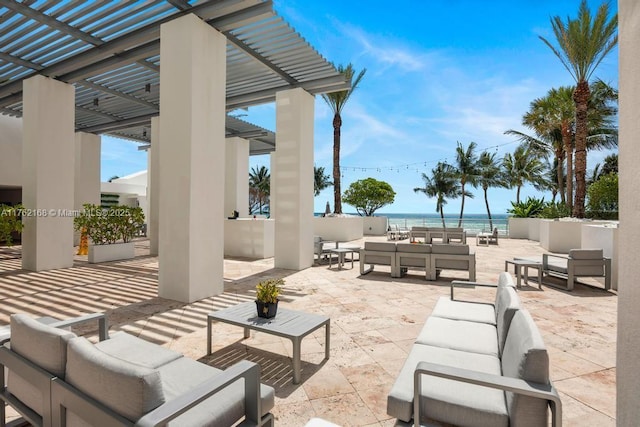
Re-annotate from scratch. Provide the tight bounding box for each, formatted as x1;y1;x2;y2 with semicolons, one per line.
94;332;182;369
430;296;496;325
387;343;507;426
65;336;166;422
415;316;499;357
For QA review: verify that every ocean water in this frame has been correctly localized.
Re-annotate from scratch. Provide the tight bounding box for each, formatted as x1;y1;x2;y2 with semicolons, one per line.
317;212;509;235
384;213;509;235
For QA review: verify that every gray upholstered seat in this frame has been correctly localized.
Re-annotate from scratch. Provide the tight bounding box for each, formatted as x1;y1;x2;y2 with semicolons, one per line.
360;241;399;277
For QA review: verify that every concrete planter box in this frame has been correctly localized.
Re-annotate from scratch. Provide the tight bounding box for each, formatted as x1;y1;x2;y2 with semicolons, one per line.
527;218;541;241
581;223;619;290
224;218;274;259
539;219;583;253
507;217;530;239
363;216;388;236
314;216;363;241
88;242;135;263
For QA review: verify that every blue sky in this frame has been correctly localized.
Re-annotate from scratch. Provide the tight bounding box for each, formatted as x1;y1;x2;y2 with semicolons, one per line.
101;0;619;214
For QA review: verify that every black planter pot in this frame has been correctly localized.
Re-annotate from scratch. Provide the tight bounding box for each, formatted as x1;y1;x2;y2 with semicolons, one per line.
256;300;278;318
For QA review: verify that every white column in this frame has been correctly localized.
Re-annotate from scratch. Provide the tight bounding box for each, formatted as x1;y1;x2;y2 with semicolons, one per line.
22;75;75;271
158;14;226;302
273;88;314;270
73;132;101;245
618;0;640;423
149;117;160;256
225;137;249;217
269;151;276;217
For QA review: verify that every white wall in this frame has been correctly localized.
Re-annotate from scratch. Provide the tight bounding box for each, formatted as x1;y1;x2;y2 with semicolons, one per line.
0;115;22;186
314;216;364;242
363;216;388;235
618;0;640;422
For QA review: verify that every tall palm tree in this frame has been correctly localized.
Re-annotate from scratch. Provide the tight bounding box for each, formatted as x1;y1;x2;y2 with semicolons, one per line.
453;141;479;227
314;166;333;196
414;162;460;228
321;64;367;214
540;0;617;217
249;165;270;214
506;86;573;208
477;151;507;230
502;145;547;204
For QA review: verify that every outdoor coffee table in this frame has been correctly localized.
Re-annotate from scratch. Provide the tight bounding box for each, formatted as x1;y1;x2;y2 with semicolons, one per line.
328;247;359;269
207;302;330;384
505;259;543;289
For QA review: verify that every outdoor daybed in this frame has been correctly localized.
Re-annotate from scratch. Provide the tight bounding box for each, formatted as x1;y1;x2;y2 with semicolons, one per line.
0;313;274;427
387;273;562;426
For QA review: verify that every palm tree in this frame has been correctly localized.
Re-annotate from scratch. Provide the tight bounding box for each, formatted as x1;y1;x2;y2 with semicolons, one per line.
540;0;617;217
502;145;547;204
314;166;333;196
249;165;270;214
506;86;573;208
477;151;507;230
414;162;460;228
321;64;367;214
453;142;479;227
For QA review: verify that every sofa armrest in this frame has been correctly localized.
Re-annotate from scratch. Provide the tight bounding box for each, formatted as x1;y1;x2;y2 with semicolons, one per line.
413;361;562;427
542;253;568;269
49;313;109;341
135;360;263;427
449;280;497;300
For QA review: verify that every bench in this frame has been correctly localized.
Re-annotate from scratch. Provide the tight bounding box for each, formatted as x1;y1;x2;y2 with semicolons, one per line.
1;313;275;427
387;273;562;426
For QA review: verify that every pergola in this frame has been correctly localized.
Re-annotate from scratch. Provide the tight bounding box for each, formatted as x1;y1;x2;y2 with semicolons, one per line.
0;0;346;148
0;0;347;302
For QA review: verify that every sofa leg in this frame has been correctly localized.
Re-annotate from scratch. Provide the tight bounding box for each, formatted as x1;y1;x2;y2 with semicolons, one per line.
360;264;373;275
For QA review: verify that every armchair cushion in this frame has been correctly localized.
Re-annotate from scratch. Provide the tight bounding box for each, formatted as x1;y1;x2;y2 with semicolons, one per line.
65;337;166;422
501;310;550;425
396;243;431;254
415;317;499;357
568;248;603;259
364;241;397;252
431;244;469;254
431;297;496;325
94;331;182;369
9;313;76;378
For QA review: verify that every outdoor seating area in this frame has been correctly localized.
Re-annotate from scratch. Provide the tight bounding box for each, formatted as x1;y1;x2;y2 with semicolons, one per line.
0;237;618;426
410;227;467;244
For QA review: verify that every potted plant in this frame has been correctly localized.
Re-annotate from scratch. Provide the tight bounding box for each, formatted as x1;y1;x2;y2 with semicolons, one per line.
255;278;283;319
74;203;145;263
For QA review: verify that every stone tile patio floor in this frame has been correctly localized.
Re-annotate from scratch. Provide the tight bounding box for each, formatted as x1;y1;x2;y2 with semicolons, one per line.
0;236;616;426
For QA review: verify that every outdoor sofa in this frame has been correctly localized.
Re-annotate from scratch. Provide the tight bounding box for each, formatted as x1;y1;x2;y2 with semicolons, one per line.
542;248;611;291
387;272;562;426
0;313;274;427
410;227;467;244
359;241;475;281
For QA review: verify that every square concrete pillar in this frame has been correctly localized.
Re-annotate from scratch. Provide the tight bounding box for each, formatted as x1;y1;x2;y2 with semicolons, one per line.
149;116;160;256
22;75;75;271
269;151;276;217
225;137;249;217
158;14;226;302
73;132;101;245
618;0;640;423
273;88;314;270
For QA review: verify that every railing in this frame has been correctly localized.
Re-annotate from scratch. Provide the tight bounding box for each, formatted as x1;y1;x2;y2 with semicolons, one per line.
386;217;509;237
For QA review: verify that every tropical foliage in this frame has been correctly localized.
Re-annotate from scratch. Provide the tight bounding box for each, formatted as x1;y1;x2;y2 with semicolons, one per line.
586;173;618;219
477;151;507;229
0;204;24;245
321;64;367;214
507;197;546;218
502;145;547;204
414;162;461;227
73;204;145;245
342;178;395;217
540;0;617;217
314;166;333;196
453;141;479;227
255;278;283;304
249;165;270;215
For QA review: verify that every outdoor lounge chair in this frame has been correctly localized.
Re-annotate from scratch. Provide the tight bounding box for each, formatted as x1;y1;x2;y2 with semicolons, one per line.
477;228;499;246
542;248;611;291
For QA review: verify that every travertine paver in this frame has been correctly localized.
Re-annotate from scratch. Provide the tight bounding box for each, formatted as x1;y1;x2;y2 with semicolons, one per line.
0;236;617;426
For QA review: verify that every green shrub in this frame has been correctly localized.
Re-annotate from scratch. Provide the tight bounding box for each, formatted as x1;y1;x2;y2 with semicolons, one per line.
74;204;145;245
255;278;283;303
538;202;572;219
507;197;545;218
0;204;24;245
586;173;618;220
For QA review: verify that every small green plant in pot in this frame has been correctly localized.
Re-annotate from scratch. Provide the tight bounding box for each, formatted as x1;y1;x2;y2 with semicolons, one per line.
255;278;283;319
